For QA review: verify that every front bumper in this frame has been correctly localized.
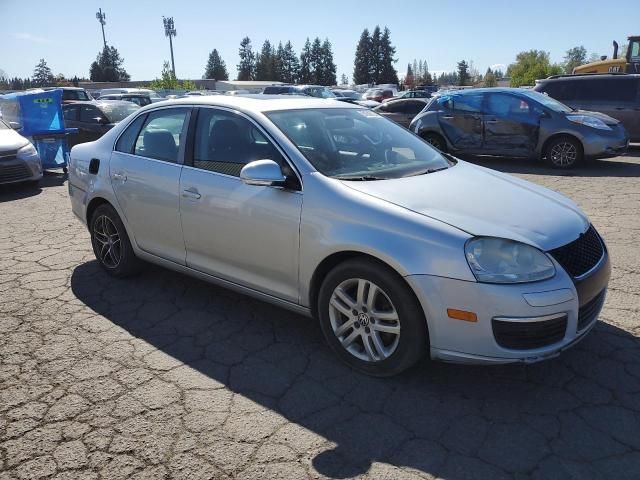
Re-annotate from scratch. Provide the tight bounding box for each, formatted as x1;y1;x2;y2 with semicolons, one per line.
406;251;610;365
0;157;43;185
582;125;629;160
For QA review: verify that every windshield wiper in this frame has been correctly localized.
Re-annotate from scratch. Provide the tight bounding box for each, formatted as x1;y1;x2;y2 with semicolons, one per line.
404;166;449;177
335;175;386;181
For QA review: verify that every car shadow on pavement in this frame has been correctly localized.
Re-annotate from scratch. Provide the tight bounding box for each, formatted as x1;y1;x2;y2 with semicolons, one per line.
459;149;640;178
71;261;640;479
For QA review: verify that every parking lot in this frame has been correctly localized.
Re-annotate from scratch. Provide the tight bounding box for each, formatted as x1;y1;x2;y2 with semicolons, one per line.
1;152;639;480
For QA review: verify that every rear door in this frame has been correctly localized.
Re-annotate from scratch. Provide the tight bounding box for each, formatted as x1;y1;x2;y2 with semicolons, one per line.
109;107;190;264
79;105;109;143
482;92;540;157
436;93;484;151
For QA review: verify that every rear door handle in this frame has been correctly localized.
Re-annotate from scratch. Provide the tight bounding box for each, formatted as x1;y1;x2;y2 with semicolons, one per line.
112;171;127;182
182;188;201;200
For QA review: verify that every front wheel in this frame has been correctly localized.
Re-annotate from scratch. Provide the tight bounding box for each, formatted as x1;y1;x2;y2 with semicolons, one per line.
90;204;141;277
317;258;428;376
544;136;583;169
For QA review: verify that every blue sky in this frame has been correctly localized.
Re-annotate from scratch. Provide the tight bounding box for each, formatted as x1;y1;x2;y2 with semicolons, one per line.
1;0;638;82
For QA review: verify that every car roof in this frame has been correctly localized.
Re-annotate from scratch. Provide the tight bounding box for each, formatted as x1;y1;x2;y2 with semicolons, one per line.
137;95;361;113
538;73;640;82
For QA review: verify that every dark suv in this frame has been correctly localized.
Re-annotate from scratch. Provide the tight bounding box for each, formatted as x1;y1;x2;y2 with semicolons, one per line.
535;74;640;142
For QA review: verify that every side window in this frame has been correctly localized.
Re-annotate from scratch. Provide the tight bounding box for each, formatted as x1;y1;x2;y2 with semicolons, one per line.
63;106;79;121
115;114;147;154
133;108;188;163
485;94;531;116
405;100;427;114
384;101;407;113
192;108;285;177
80;106;102;123
451;94;483;113
541;81;574;101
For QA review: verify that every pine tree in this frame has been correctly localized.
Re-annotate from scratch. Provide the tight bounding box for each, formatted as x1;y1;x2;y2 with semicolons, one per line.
280;41;300;84
299;38;312;84
404;63;415;89
203;49;228;80
340;73;349;85
237;37;255;81
89;46;130;82
378;27;398;84
353;29;372;85
256;40;275;80
318;38;337;85
308;37;322;84
273;42;285;82
33;58;54;86
370;26;382;84
457;60;470;86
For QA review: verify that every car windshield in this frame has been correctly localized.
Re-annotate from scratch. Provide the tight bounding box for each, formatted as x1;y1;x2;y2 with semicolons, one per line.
267;108;451;179
100;103;140;123
519;90;573;113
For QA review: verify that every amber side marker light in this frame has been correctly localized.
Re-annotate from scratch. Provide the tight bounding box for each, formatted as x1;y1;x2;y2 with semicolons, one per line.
447;308;478;322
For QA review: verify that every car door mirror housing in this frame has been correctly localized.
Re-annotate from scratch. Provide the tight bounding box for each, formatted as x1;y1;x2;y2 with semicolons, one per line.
9;121;22;130
240;159;287;187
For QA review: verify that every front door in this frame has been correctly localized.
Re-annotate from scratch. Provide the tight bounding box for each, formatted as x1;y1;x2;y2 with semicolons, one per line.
436;93;484;151
109;107;190;264
482;92;539;157
179;107;302;302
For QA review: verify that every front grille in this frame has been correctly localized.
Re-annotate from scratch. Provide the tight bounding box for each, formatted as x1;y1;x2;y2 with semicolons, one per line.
578;290;606;331
492;315;567;350
0;150;18;161
549;225;604;278
0;163;31;183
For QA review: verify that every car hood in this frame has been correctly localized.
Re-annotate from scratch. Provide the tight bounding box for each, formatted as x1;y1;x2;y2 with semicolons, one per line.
568;109;620;125
340;161;589;251
0;129;29;152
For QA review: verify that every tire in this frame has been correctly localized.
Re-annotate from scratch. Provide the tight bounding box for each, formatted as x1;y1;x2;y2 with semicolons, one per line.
544;135;583;169
90;204;141;277
317;258;428;377
422;132;447;153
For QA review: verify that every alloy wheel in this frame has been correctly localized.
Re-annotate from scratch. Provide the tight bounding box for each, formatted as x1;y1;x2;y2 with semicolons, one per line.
549;142;578;167
92;215;122;269
328;278;401;362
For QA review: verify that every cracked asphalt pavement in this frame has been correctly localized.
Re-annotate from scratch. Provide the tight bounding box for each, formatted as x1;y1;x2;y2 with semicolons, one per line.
1;152;639;480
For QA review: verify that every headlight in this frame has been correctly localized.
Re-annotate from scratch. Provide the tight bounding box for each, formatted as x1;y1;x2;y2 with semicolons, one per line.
567;115;611;131
465;237;555;284
18;142;38;158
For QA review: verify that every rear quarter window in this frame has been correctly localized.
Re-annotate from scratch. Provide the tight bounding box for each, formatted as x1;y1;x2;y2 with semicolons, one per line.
574;78;638;102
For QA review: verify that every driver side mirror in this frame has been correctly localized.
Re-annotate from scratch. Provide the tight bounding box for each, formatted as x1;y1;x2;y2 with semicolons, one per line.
9;121;22;130
240;159;287;187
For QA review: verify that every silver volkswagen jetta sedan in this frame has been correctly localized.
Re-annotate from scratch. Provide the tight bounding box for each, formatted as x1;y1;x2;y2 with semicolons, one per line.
68;96;610;376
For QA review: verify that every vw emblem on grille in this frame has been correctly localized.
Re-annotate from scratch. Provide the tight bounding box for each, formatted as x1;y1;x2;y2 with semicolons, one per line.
357;312;370;327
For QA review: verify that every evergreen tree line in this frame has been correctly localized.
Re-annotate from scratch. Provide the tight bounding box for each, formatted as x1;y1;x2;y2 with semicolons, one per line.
232;36;337;85
0;58;87;90
353;26;398;85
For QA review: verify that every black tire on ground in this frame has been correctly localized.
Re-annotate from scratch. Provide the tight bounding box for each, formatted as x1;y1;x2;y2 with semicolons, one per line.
317;258;428;377
63;167;68;174
421;132;448;153
90;203;141;277
544;135;583;169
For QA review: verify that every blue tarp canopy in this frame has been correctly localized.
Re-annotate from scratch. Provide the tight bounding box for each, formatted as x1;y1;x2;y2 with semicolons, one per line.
0;89;64;136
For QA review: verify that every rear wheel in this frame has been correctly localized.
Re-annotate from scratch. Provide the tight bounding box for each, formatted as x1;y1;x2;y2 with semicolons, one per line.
421;132;447;152
544;136;583;169
90;204;141;277
317;258;428;376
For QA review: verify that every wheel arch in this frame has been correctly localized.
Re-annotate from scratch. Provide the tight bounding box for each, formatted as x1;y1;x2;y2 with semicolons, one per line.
86;196;112;225
540;132;584;160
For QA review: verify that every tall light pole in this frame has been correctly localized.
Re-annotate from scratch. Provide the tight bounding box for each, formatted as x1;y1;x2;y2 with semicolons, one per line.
96;8;107;48
163;16;177;77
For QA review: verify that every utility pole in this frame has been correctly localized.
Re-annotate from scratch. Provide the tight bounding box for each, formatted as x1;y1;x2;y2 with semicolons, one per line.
163;16;177;77
96;8;107;48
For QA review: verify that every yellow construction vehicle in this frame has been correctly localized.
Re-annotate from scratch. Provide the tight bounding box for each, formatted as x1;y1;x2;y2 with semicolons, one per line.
574;36;640;74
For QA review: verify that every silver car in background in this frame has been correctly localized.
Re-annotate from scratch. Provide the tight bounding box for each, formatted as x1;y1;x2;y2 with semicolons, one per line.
68;96;610;376
0;118;42;185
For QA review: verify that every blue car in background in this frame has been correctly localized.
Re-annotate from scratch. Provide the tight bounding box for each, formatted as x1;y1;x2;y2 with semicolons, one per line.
410;88;629;169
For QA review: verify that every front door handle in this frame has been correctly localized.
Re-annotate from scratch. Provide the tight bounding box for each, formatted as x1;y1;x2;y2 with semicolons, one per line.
112;172;127;182
182;188;201;200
